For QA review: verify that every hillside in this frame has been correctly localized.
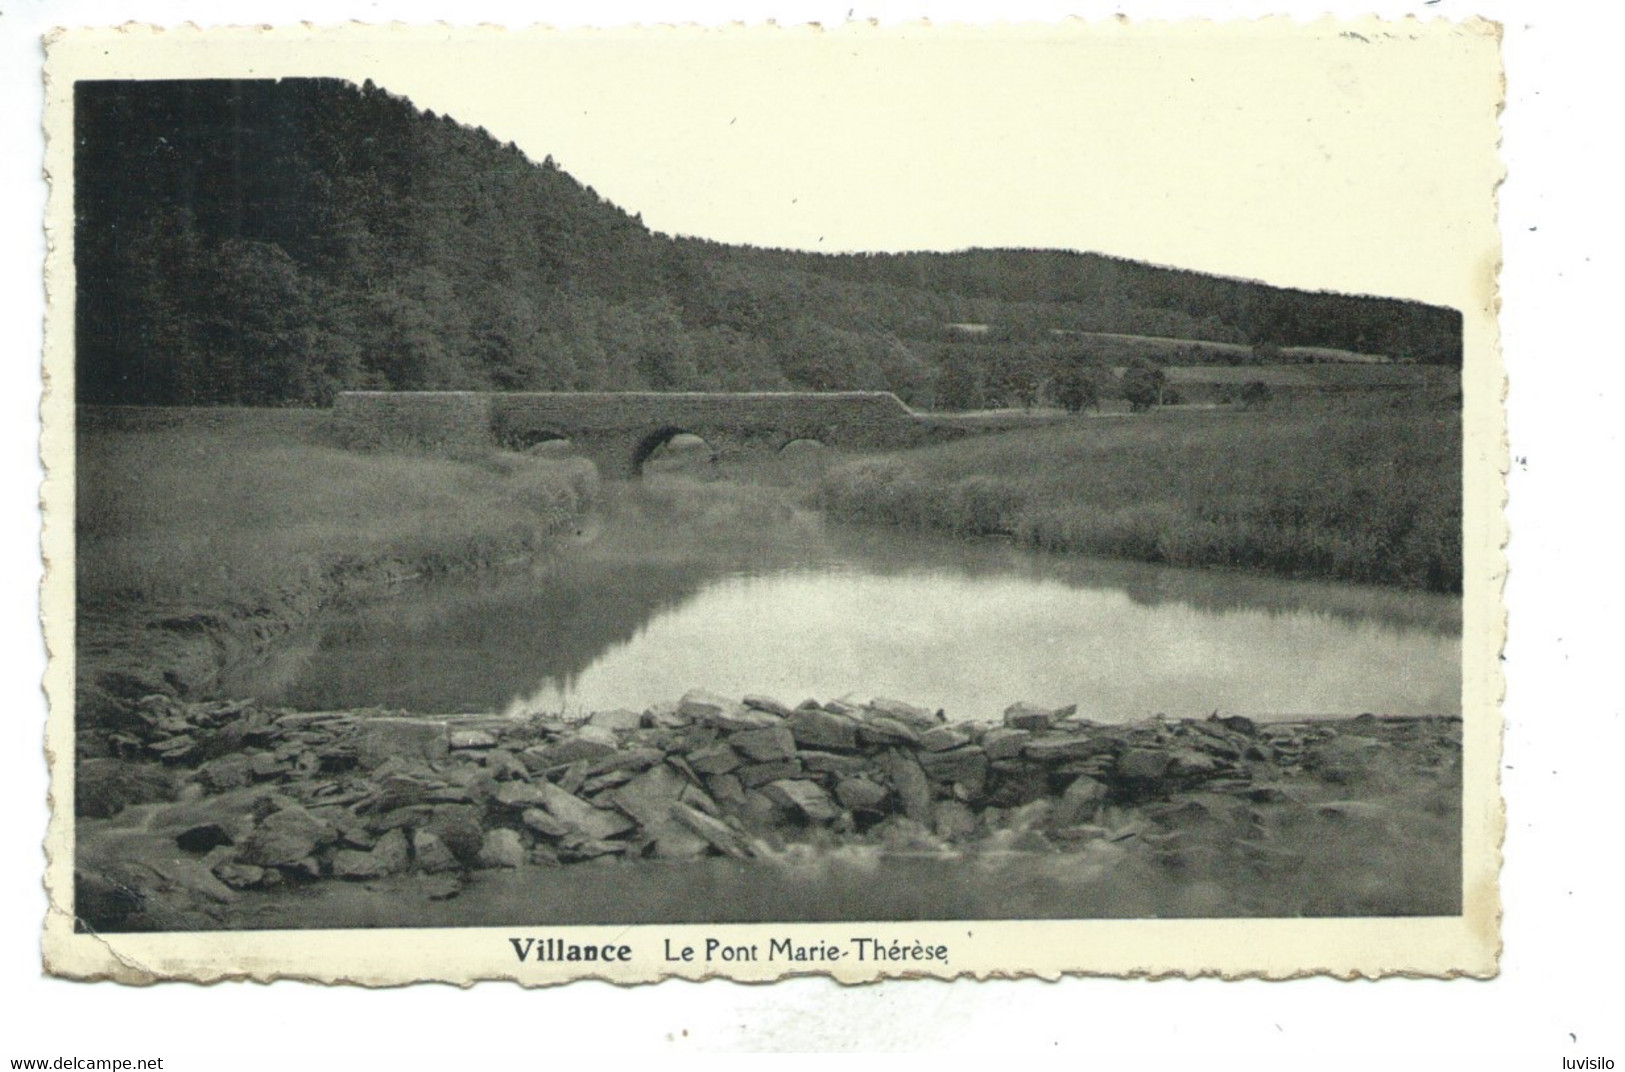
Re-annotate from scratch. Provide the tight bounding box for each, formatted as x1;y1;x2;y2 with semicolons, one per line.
75;78;1463;409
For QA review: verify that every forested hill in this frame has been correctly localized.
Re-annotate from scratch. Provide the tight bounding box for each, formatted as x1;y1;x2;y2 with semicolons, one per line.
75;78;1462;408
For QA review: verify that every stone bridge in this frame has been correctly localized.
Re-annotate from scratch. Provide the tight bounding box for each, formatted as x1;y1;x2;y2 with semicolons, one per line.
332;391;986;477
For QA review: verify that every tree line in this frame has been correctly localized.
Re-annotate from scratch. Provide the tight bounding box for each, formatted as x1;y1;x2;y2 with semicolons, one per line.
75;78;1463;409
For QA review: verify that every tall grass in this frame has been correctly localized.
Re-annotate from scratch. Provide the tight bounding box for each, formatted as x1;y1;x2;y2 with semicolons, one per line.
812;398;1461;592
76;409;598;609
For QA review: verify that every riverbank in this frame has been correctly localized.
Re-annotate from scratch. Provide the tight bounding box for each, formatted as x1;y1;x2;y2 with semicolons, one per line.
75;689;1461;929
811;396;1462;592
74;407;598;745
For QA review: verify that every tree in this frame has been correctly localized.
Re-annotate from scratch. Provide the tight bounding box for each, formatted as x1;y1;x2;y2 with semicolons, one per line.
1121;360;1166;412
1239;380;1274;409
1053;361;1103;413
934;348;986;411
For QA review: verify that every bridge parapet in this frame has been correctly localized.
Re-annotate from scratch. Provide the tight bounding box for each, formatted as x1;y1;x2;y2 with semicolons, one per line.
333;390;972;476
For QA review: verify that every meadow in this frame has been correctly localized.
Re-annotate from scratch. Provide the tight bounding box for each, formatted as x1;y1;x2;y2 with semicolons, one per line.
812;395;1461;593
75;407;597;611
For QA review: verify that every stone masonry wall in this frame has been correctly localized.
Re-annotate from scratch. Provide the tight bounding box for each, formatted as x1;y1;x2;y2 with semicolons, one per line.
332;391;495;451
332;391;957;474
78;684;1456;920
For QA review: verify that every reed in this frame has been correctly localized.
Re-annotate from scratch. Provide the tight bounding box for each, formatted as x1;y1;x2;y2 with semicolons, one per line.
812;397;1461;592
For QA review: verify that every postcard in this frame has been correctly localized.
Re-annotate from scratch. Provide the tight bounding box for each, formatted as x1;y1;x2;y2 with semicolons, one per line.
42;18;1503;984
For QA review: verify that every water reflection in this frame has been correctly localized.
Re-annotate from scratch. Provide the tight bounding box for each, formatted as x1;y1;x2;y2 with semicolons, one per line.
244;483;1461;722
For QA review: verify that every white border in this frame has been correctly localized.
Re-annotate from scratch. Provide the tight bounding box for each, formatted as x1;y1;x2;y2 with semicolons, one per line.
5;0;1619;1061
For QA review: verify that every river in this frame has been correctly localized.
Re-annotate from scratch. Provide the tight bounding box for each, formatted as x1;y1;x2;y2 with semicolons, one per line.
236;478;1462;723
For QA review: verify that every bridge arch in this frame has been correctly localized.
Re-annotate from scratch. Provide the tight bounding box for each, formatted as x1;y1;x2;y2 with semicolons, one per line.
497;425;574;453
334;390;1018;479
632;426;718;475
776;436;828;455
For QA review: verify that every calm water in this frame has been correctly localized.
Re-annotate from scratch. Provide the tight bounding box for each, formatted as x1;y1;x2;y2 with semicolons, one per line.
238;484;1461;722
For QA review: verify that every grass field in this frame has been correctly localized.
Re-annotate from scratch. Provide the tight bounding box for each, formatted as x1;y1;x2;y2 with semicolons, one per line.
76;407;597;610
812;396;1461;592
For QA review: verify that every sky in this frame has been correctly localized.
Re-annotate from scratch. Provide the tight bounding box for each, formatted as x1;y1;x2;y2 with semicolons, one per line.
44;21;1503;311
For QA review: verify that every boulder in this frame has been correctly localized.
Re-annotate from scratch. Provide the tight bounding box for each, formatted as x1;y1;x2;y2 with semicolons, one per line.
736;759;803;788
834;777;889;812
742;694;793;717
980;727;1030;762
354;717;450;770
174;823;233;854
1214;714;1257;737
857;717;920;746
1003;701;1068;732
581;770;637;795
737;790;781;830
478;829;527;869
799;750;872;776
867;698;941;729
555;761;590;795
482;749;530;782
535;781;637;841
1117;748;1173;783
198;754;254;792
917;745;989;790
728;725;797;762
425;805;486;868
609;764;688;829
493;781;550;809
370;804;436;834
372;770;443;811
919;724;973;752
986;765;1051;808
787;708;860;751
449;729;498;750
150;735;198;762
585;750;666;773
1023;734;1111;763
641;701;691;729
536;725;620;767
670;801;753;858
520;807;570;839
411;829;460;873
933;799;979;840
558;837;629;861
238;804;334;867
888;751;935;825
587;708;644;732
149;858;238;903
332;848;383;879
679;689;781;731
705;772;748;806
247;752;286;780
1052;774;1108;826
686;743;742;776
370;828;410;874
1167;748;1223;782
211;862;268;890
761;779;842;823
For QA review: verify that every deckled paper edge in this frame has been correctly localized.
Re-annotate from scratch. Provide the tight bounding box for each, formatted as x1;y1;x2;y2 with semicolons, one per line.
38;17;1506;986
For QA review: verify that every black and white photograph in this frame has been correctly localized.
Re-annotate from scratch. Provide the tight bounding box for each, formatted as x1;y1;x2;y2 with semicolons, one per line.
42;18;1501;984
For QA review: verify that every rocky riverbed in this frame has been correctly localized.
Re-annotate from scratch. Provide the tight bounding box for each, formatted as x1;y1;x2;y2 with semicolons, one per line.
74;689;1462;930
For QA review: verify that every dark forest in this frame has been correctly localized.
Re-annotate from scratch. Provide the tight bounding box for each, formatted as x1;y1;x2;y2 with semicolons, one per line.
75;78;1463;408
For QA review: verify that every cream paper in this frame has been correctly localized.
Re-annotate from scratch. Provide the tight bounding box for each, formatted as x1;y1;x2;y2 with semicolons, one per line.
41;19;1504;984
